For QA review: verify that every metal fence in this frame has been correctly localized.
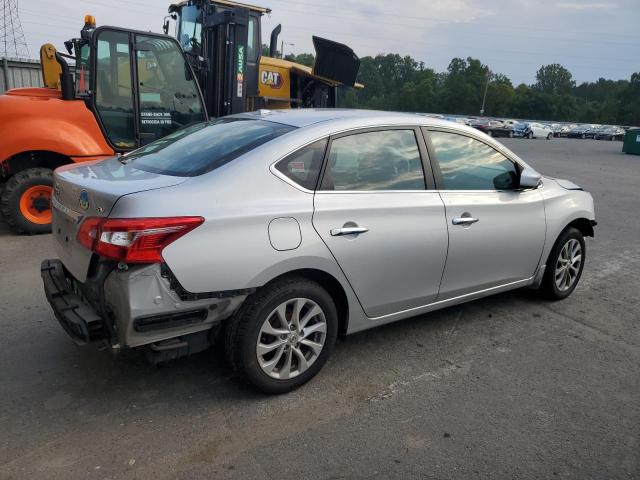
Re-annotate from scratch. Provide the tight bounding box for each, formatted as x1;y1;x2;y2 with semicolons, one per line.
1;58;42;93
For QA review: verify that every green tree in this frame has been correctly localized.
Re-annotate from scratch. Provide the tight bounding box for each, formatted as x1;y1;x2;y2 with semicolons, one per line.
535;64;575;95
617;72;640;125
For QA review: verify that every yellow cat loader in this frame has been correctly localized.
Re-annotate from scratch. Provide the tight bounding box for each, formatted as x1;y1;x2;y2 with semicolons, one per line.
0;0;361;233
168;0;361;115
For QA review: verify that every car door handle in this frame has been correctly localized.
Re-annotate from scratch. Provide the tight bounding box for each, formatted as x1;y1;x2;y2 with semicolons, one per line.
330;227;369;236
452;217;479;225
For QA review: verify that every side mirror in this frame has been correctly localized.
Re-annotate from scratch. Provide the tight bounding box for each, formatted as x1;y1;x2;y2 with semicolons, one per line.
519;167;542;189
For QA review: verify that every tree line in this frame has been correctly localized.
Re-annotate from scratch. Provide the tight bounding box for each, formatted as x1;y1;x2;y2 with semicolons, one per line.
279;50;639;126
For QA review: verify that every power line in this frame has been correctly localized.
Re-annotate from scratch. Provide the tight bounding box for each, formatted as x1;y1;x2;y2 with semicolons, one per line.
266;0;639;39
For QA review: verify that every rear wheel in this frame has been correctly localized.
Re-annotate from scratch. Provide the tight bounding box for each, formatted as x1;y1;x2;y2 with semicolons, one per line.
225;277;338;394
0;168;53;234
527;132;533;139
539;227;585;300
508;131;514;138
547;133;552;140
487;130;493;137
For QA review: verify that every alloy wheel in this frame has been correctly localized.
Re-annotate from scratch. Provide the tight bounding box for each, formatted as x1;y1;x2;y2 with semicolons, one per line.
554;239;582;292
256;298;327;380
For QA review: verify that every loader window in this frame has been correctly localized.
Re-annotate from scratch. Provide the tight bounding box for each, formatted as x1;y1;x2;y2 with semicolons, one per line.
247;16;260;64
135;35;206;145
94;30;136;149
178;5;202;54
75;43;91;96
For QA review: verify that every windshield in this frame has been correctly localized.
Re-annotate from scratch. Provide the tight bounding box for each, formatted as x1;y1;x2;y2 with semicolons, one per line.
124;118;296;177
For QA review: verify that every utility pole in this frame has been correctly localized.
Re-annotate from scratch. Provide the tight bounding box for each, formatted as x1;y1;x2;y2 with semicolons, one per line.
280;40;294;59
1;0;29;59
480;69;492;116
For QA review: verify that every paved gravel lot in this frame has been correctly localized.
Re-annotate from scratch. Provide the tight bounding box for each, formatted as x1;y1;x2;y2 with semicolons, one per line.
1;138;638;479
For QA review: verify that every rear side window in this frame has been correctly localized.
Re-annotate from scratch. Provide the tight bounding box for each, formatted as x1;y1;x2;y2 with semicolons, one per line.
320;130;426;191
124;118;295;177
275;139;327;190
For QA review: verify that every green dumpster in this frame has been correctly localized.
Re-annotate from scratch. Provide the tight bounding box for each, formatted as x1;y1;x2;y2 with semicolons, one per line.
622;128;640;155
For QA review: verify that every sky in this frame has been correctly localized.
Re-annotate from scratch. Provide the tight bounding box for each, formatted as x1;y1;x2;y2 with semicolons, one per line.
15;0;640;85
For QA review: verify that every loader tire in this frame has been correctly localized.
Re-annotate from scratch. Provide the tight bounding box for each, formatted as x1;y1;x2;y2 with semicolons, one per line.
1;168;54;235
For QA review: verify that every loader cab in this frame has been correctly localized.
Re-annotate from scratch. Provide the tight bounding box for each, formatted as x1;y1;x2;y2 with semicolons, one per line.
70;24;206;151
172;0;266;118
169;1;361;116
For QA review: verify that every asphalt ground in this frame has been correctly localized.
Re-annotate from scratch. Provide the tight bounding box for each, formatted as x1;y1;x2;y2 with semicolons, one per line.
1;138;638;479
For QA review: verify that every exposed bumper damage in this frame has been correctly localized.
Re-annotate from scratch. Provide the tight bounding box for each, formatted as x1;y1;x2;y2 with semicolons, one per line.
41;259;248;361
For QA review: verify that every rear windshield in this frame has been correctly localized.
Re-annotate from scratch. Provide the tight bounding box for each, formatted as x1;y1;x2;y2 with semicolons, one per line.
123;118;296;177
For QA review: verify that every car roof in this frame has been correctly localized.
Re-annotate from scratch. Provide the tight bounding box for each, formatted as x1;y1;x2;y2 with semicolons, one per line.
230;108;457;129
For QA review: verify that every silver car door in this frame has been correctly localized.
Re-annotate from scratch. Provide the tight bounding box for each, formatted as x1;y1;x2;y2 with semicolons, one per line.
424;128;546;300
312;128;448;318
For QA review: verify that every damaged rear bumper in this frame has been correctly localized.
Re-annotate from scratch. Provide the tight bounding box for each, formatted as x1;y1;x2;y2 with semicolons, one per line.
41;259;104;345
41;259;248;359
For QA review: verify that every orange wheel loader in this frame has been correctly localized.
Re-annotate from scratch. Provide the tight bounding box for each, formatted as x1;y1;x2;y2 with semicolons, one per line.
0;17;207;233
0;1;360;234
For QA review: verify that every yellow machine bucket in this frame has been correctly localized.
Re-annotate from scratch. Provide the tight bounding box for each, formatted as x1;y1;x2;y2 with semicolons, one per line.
40;44;62;89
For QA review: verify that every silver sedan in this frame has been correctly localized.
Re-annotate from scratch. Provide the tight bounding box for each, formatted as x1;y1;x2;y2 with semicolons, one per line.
42;110;596;393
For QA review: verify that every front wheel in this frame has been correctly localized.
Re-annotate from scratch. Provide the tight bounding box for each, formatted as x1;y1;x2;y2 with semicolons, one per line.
225;277;338;394
539;227;585;300
0;168;54;234
547;133;552;140
527;132;533;139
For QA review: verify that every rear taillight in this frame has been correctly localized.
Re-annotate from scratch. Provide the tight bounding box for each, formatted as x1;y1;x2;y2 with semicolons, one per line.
77;216;204;263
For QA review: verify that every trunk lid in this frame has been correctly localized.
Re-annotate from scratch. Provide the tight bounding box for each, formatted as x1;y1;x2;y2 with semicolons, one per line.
52;156;187;282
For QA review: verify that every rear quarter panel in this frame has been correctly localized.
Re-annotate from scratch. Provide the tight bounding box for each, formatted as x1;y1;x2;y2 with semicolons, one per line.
109;129;364;325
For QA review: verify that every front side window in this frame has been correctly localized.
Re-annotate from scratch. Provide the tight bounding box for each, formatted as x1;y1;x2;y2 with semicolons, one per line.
135;35;205;144
275;139;327;190
428;131;519;190
94;30;136;149
320;130;426;191
124;118;295;177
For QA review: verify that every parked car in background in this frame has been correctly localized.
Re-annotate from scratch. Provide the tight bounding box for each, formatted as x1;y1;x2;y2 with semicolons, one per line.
513;122;528;138
584;125;606;139
558;125;573;137
595;126;625;141
40;110;596;393
567;124;595;139
473;119;514;138
522;122;553;139
549;124;564;137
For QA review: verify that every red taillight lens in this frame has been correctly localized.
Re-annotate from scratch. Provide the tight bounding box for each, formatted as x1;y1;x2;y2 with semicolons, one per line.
76;216;204;263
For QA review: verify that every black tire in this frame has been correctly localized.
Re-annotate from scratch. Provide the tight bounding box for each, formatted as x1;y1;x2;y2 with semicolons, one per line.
539;227;585;300
527;132;533;139
487;130;493;137
0;168;53;234
508;131;514;138
547;133;552;140
581;133;586;139
225;276;338;394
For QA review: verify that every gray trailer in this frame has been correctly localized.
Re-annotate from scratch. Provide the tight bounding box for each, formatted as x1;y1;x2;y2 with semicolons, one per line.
1;57;41;93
